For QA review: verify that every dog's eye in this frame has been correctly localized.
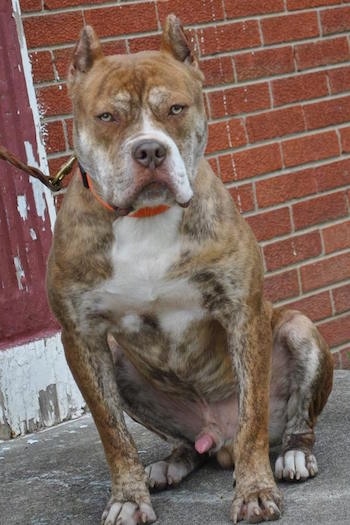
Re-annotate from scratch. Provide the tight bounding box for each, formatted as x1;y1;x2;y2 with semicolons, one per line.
169;105;185;116
98;112;114;122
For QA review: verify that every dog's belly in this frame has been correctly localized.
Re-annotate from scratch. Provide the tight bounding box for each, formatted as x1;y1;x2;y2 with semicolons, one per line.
111;333;289;451
110;325;239;449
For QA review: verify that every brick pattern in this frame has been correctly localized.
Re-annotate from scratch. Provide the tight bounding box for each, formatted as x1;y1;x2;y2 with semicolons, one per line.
19;0;350;367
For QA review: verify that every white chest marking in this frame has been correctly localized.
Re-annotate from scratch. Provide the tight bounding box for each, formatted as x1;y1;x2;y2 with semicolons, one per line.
99;207;205;337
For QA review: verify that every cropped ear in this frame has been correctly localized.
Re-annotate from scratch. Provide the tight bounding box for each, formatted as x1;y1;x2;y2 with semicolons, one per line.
68;25;103;87
160;14;199;68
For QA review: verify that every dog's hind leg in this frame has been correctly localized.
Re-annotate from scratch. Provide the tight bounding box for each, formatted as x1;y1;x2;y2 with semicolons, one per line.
271;307;333;481
145;445;205;491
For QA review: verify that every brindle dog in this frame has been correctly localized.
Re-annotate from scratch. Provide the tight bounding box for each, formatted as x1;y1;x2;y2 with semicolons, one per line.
47;15;333;525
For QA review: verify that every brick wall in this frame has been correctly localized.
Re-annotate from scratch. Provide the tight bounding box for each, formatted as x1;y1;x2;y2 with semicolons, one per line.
19;0;350;367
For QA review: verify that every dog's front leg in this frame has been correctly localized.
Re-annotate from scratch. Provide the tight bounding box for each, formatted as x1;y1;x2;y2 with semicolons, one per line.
61;330;156;525
226;310;283;524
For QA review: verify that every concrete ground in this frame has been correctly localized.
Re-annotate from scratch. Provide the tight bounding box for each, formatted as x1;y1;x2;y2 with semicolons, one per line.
1;370;349;525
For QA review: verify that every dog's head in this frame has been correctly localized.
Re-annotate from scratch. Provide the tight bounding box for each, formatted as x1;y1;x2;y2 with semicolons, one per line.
68;15;207;213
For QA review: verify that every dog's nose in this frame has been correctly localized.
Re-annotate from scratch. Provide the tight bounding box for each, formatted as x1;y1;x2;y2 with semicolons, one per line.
132;140;167;169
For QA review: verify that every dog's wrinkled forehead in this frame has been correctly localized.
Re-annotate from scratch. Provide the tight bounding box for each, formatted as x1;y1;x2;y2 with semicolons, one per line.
78;53;198;112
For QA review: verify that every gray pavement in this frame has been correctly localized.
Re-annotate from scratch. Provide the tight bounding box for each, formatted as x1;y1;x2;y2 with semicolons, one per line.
1;370;349;525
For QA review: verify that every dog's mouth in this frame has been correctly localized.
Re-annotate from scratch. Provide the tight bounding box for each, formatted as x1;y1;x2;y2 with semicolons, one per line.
124;179;193;214
137;181;170;202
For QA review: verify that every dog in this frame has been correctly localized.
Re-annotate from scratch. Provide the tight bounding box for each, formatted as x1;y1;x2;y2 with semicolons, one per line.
47;15;334;525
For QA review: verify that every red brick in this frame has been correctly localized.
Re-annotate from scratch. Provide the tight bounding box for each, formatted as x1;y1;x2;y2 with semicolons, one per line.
246;106;305;142
234;46;294;82
286;291;333;322
228;183;255;213
322;220;350;254
23;12;84;48
102;41;129;56
219;143;282;182
321;6;350;35
340;126;350;153
301;252;350;292
258;159;350;206
157;0;225;24
128;35;162;54
200;56;234;87
246;207;292;242
293;191;348;231
225;0;285;18
318;314;350;347
314;158;350;191
263;269;300;303
37;84;72;117
44;120;66;154
53;47;74;82
272;71;329;107
282;130;340;168
263;231;322;271
206;119;247;154
287;0;340;9
84;4;157;39
20;0;42;11
332;283;350;314
65;118;74;150
328;65;350;94
295;36;350;71
304;96;350;130
261;12;319;45
199;21;261;56
30;50;54;84
208;83;270;119
256;168;317;208
207;157;219;175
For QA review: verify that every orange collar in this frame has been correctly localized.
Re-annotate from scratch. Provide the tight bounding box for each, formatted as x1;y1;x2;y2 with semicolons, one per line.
128;205;171;218
80;167;171;218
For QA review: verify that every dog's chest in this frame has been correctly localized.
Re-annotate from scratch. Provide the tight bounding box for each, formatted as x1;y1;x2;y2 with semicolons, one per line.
100;209;205;339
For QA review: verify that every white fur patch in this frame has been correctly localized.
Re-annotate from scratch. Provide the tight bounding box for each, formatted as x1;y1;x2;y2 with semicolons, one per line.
146;459;191;489
120;314;142;334
97;207;205;336
275;450;318;481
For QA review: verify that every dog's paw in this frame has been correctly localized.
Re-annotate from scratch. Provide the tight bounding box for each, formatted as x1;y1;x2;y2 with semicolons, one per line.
101;498;156;525
231;485;283;524
275;450;318;481
145;459;190;491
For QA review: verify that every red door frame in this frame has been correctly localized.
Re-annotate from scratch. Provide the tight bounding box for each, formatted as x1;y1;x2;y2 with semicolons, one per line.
0;1;57;349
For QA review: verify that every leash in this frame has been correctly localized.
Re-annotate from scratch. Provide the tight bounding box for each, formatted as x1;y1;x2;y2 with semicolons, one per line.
0;144;171;218
0;144;76;192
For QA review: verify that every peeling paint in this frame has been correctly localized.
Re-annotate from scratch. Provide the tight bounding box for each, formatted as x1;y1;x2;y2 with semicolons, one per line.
24;141;48;220
11;0;57;230
38;384;60;427
16;194;28;220
0;333;86;438
29;228;37;240
13;255;26;290
0;390;11;440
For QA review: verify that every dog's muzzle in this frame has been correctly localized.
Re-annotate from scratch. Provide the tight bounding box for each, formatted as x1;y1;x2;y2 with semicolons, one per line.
130;138;193;207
